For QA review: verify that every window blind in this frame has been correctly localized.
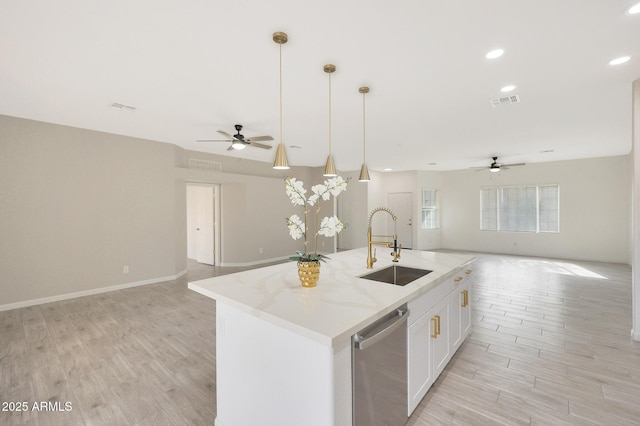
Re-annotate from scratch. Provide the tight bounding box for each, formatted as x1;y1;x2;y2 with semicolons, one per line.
481;185;559;233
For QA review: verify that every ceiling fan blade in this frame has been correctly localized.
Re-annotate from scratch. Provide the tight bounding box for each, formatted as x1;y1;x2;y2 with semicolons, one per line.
196;139;232;142
246;135;274;142
227;145;235;151
502;162;526;167
217;130;234;139
247;141;272;150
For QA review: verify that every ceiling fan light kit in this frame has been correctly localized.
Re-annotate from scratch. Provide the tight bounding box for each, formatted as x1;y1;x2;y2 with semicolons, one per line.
231;140;247;150
474;156;526;173
358;86;371;182
197;123;273;150
272;31;291;170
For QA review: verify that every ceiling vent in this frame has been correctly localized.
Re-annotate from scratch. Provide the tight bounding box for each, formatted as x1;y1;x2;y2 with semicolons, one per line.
490;95;520;107
111;102;136;112
189;159;222;172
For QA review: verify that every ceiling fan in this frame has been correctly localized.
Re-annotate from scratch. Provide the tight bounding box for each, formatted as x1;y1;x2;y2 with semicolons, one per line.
197;124;273;150
473;156;526;173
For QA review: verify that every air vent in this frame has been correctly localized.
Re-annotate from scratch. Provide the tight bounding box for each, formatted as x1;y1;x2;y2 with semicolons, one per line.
189;159;222;172
490;95;520;107
111;102;136;112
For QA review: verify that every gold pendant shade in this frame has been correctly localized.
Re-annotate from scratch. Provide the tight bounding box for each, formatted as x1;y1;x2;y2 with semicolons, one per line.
323;64;337;177
359;163;370;182
358;86;371;182
270;35;373;177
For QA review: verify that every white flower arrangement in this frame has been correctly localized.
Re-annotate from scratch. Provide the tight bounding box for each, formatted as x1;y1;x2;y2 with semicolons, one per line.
285;176;348;262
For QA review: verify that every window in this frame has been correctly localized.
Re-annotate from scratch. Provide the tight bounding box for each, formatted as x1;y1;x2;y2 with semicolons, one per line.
480;185;559;233
421;188;439;229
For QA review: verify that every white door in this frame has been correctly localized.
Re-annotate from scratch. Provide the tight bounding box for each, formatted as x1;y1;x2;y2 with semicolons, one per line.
187;185;215;265
388;192;413;249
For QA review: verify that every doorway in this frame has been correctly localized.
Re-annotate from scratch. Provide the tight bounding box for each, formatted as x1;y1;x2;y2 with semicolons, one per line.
388;192;413;249
186;184;221;266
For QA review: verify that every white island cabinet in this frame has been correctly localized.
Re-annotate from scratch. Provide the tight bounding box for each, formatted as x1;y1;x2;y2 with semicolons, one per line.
407;268;473;414
189;248;473;426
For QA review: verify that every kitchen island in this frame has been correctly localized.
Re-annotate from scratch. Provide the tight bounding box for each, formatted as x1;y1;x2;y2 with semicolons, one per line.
189;247;474;426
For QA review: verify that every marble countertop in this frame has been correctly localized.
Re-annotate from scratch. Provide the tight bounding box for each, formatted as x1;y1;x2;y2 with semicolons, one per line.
188;248;474;347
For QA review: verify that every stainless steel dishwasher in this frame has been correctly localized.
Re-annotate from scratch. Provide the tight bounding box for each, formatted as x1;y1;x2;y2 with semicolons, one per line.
352;305;408;426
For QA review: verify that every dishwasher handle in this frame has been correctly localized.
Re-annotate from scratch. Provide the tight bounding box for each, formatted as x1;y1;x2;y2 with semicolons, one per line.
353;307;408;351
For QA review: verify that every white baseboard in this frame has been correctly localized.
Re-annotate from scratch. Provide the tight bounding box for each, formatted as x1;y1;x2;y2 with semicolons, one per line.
0;269;188;312
220;255;291;267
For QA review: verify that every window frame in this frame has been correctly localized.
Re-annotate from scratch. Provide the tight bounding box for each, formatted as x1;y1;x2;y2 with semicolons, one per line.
480;184;560;233
420;188;439;230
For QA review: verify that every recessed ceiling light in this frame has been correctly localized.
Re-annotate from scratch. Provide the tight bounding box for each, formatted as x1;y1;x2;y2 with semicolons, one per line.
500;85;516;92
486;49;504;59
383;168;392;171
628;2;640;14
609;56;630;65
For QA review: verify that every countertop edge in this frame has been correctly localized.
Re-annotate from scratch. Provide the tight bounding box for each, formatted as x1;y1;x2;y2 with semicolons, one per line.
188;249;475;348
188;282;335;346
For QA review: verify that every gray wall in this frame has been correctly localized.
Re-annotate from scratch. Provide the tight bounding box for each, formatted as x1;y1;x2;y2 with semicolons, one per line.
339;156;631;264
441;156;631;264
0;115;319;308
337;169;369;250
0;114;632;310
0;115;180;307
175;159;336;265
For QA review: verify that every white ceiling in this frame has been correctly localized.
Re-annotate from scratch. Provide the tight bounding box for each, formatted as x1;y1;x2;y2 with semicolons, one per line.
1;1;639;171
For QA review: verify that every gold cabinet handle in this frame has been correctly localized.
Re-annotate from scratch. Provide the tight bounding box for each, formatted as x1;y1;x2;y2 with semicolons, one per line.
435;314;441;336
454;276;463;282
462;289;469;307
465;269;472;275
431;317;438;339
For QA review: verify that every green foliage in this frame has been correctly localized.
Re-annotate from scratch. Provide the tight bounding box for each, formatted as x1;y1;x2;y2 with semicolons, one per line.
288;251;331;263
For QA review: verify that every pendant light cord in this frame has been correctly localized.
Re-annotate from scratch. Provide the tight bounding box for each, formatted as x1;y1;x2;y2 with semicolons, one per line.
279;43;283;146
362;91;366;161
328;73;332;155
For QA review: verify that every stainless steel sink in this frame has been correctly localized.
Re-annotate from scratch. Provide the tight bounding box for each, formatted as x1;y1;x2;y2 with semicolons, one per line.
360;265;432;286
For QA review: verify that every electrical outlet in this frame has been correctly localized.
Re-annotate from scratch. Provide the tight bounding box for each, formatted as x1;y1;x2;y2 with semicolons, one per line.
123;265;129;274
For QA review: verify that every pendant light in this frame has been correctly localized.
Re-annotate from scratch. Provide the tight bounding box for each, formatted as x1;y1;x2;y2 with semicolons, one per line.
358;86;371;182
272;32;290;170
323;64;337;176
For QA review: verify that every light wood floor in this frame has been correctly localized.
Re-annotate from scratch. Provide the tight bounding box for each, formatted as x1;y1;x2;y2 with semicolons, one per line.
1;254;638;425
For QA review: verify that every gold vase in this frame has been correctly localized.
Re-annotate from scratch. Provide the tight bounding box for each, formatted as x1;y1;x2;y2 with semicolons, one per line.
297;261;321;287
